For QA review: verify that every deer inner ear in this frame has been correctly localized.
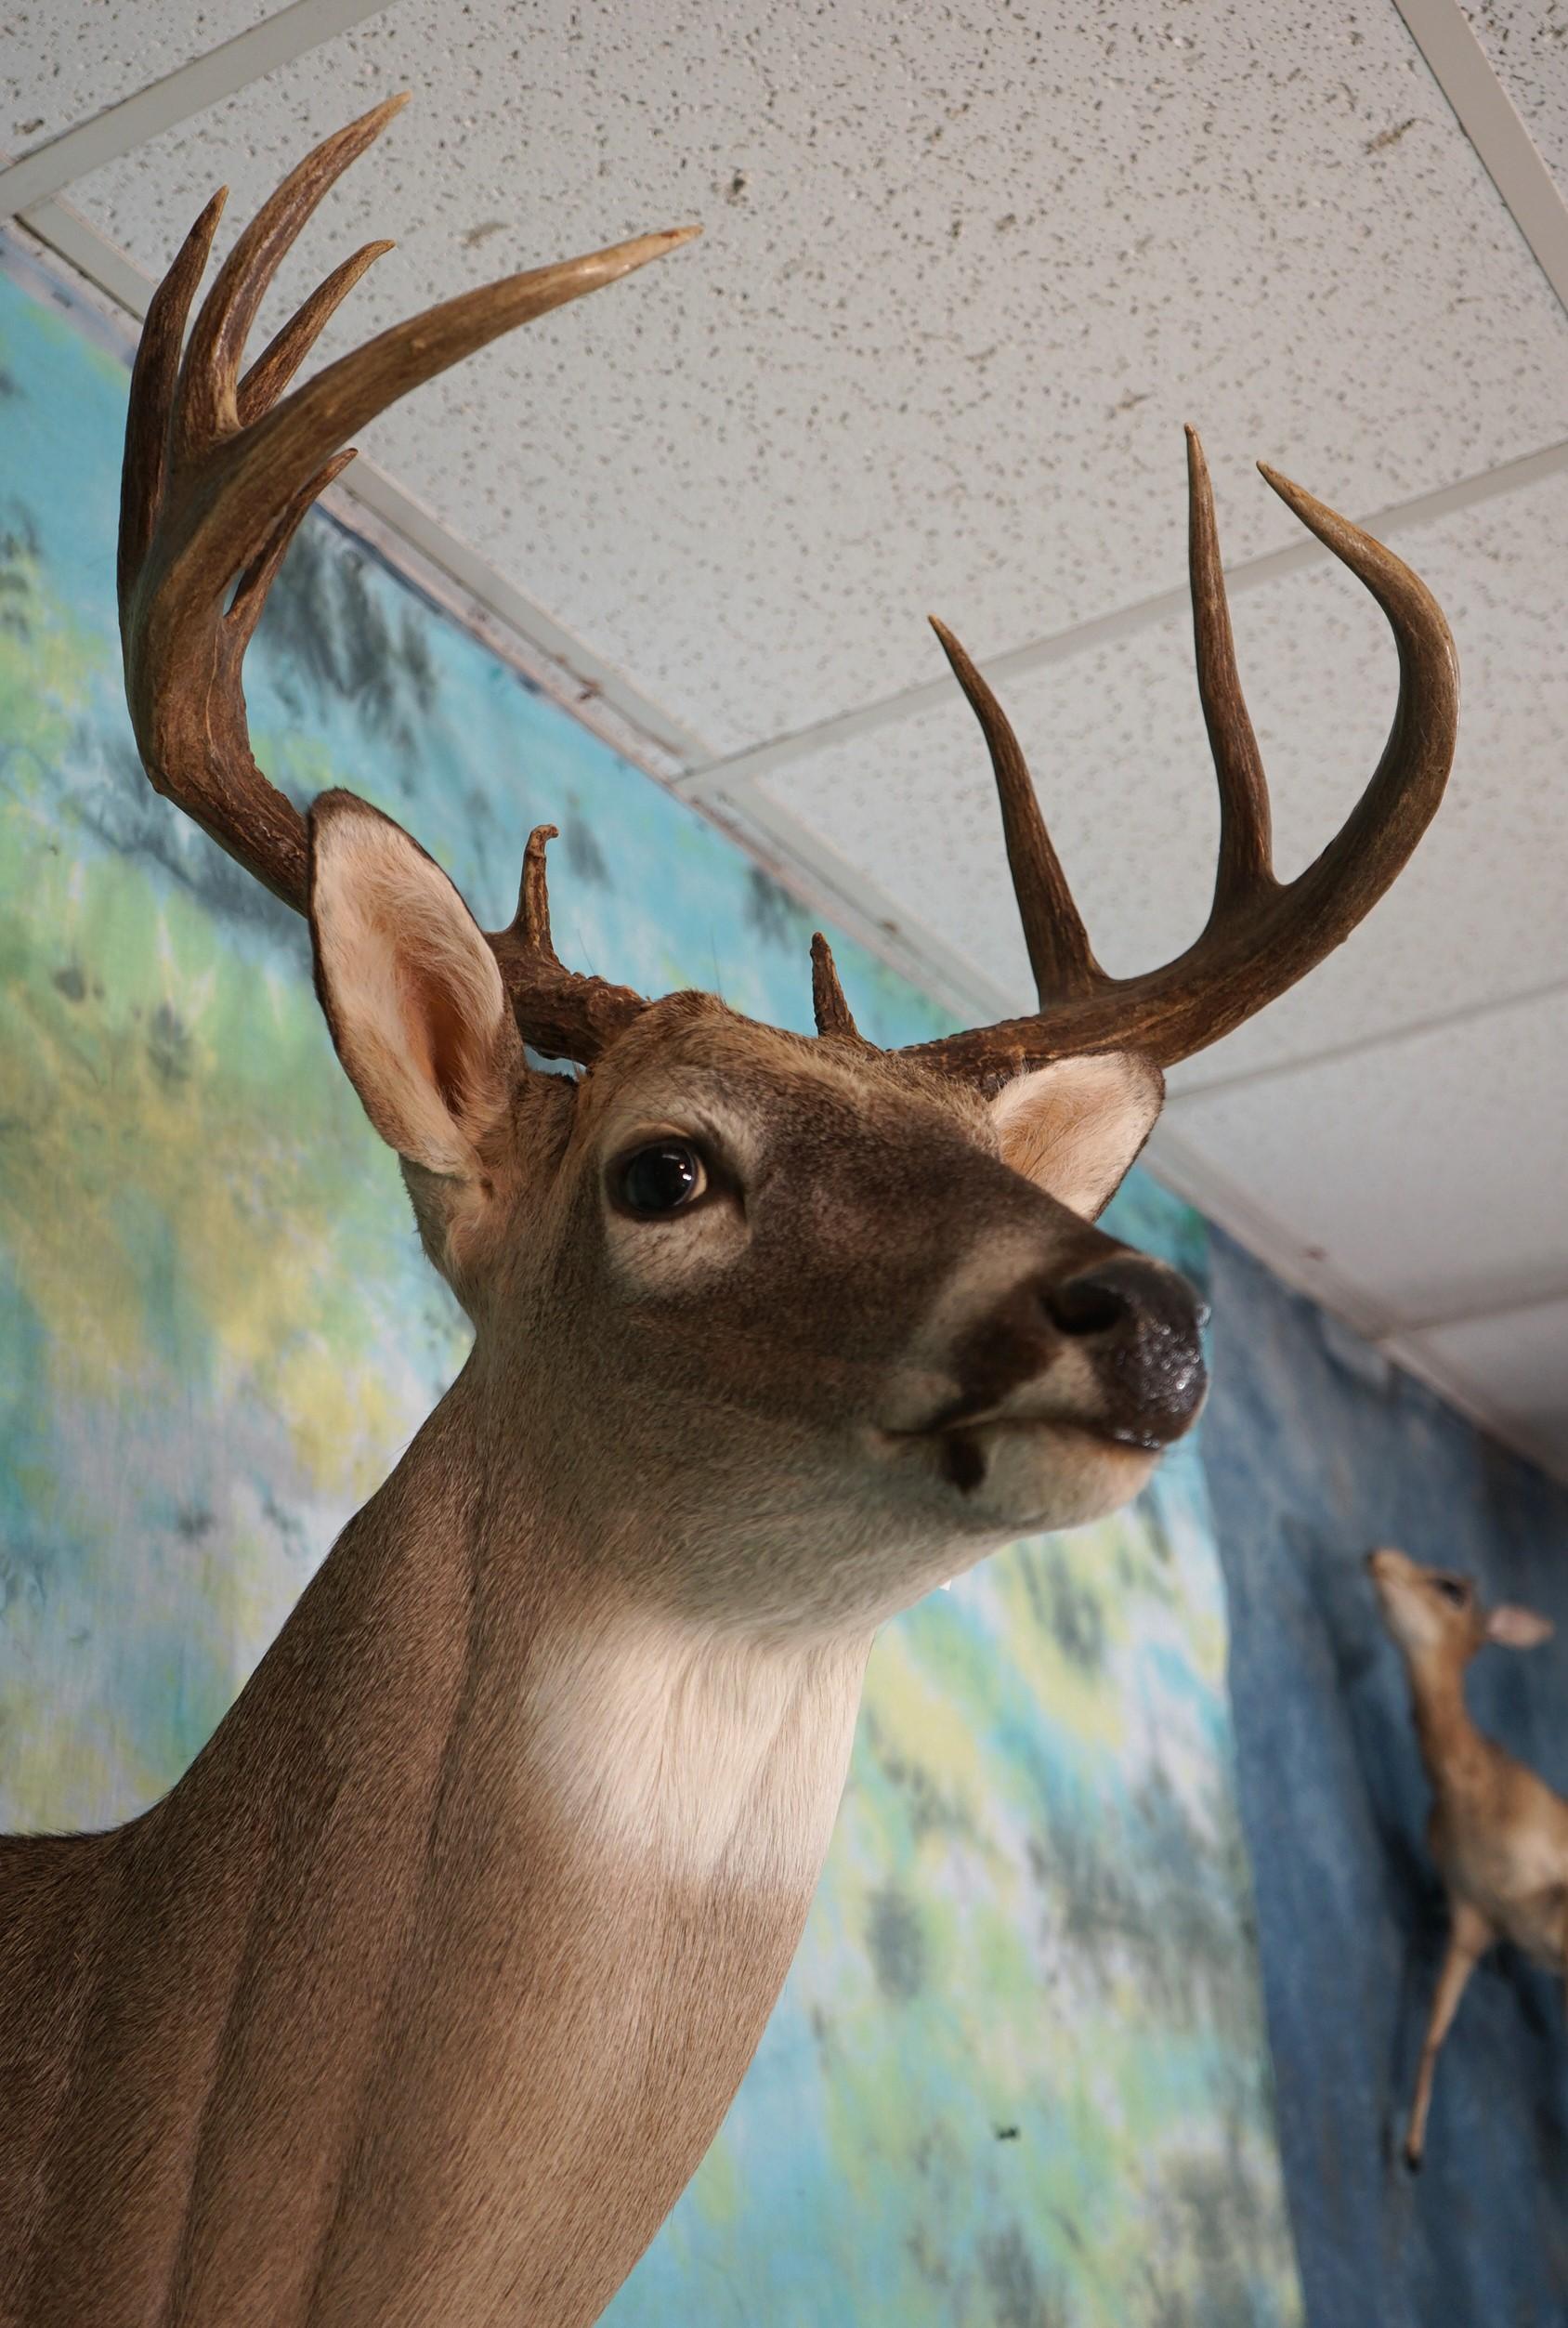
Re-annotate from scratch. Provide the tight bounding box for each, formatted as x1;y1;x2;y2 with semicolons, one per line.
308;791;517;1178
411;959;488;1122
988;1053;1165;1220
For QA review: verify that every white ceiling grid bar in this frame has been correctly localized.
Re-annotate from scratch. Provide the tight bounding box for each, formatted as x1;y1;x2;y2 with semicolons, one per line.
1172;961;1568;1105
5;194;154;315
0;0;402;219
1392;0;1568;310
328;464;710;771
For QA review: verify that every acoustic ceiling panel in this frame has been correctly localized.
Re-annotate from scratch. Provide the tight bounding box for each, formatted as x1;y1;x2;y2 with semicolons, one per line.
2;1;294;159
1460;0;1568;190
59;0;1568;752
1164;985;1568;1329
1405;1291;1568;1460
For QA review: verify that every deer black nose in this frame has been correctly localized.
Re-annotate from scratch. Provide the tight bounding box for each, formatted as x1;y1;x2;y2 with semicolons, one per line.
1044;1255;1208;1444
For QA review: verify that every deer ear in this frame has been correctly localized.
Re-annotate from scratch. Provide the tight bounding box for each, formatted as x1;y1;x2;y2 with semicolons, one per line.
1485;1602;1555;1651
307;791;519;1177
989;1053;1165;1220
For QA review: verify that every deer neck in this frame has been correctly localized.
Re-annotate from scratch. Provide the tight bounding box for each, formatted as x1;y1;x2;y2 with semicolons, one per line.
36;1367;872;2327
1405;1651;1485;1796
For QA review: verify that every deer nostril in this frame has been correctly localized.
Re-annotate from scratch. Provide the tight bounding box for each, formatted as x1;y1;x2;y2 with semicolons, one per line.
1045;1272;1132;1338
1042;1254;1206;1364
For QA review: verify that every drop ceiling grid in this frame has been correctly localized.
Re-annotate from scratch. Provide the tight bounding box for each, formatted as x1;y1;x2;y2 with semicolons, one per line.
1168;985;1568;1333
1407;1293;1568;1444
2;1;295;159
751;464;1568;1089
53;0;1568;756
1460;0;1568;189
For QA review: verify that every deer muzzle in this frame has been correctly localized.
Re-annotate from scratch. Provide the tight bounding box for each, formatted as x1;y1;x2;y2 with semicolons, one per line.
919;1245;1209;1461
1040;1253;1209;1448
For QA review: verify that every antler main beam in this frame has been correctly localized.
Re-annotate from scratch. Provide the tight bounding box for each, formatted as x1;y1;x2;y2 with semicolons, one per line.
121;102;1455;1086
899;430;1458;1085
120;96;694;1061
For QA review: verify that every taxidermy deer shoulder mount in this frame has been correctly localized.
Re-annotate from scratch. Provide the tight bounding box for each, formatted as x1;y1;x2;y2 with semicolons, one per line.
0;97;1457;2328
1369;1549;1564;2171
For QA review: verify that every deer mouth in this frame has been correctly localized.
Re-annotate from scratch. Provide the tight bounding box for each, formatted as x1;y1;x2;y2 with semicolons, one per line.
908;1407;1172;1500
907;1378;1191;1454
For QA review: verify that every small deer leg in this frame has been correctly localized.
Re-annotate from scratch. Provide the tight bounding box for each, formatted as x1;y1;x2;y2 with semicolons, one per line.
1405;1906;1491;2170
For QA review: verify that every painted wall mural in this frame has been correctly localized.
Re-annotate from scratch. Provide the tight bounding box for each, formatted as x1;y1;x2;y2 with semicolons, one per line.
1204;1236;1568;2328
3;236;1311;2325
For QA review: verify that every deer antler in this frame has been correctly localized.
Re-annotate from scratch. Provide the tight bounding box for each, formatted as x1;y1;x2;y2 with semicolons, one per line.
867;425;1457;1086
120;95;697;1061
123;105;1454;1083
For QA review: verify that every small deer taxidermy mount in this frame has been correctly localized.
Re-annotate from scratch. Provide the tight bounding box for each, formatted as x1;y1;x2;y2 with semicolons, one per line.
0;97;1457;2328
1368;1548;1563;2171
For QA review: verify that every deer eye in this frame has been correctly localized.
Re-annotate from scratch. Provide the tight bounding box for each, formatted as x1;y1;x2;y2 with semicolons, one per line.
614;1141;709;1217
1434;1576;1470;1607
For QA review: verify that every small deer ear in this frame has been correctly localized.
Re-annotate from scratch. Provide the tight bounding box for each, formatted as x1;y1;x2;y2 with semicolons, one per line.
308;791;519;1177
1485;1602;1555;1651
989;1053;1165;1220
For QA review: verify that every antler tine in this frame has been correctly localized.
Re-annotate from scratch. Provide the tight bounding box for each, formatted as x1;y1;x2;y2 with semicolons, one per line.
1251;459;1457;967
810;932;867;1042
515;824;560;955
928;618;1102;1005
1184;425;1275;914
490;827;647;1063
176;94;410;460
227;448;359;657
118;188;227;620
238;238;396;426
897;441;1457;1087
232;225;699;552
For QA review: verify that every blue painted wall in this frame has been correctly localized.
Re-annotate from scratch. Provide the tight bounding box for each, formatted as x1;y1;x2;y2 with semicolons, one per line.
1203;1230;1568;2328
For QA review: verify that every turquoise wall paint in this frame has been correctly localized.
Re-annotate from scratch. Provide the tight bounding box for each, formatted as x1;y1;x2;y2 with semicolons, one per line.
0;244;1300;2326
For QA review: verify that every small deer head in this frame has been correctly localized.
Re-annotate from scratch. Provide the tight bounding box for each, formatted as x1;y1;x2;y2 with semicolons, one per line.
116;101;1458;1634
1367;1548;1555;1669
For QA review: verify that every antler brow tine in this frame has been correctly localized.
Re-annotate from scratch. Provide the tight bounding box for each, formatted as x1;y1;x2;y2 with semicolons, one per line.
119;98;697;1063
810;932;868;1043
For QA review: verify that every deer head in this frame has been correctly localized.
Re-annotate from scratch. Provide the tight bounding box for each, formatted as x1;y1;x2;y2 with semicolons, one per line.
1368;1548;1554;1670
119;98;1458;1635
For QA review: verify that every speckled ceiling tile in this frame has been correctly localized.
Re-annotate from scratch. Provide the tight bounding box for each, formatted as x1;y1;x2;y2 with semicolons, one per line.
1460;0;1568;191
757;461;1568;1088
2;1;293;158
1407;1294;1568;1445
61;0;1568;752
1164;985;1568;1327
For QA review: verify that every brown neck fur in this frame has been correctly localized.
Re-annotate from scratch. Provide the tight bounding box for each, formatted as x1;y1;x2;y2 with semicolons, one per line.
1404;1646;1489;1798
0;1367;869;2328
